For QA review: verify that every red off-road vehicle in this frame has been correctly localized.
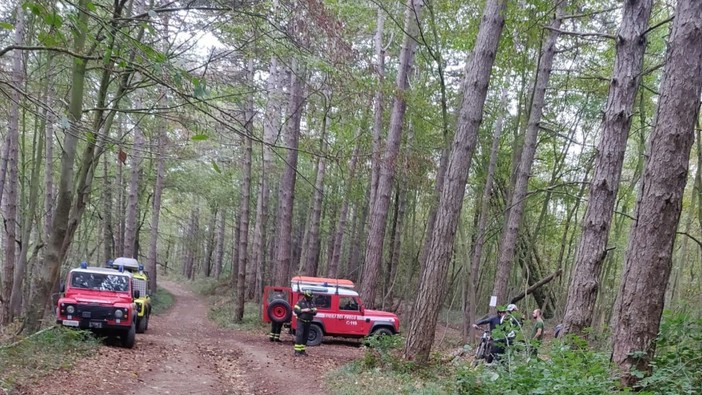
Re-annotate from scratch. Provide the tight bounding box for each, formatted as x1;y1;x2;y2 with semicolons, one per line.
56;263;139;348
263;276;400;346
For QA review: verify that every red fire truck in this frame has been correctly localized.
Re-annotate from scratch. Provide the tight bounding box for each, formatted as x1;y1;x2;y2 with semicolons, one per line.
263;276;400;346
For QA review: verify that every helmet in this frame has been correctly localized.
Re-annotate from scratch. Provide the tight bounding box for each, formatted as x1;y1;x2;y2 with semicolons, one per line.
506;304;518;312
303;290;313;298
497;305;507;313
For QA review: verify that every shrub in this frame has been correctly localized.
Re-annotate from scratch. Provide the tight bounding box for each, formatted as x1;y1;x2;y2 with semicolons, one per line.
636;311;702;394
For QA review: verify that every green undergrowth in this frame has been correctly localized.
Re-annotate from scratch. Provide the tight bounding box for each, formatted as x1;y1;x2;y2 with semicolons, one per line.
0;326;99;392
192;277;265;331
151;286;175;315
329;312;702;395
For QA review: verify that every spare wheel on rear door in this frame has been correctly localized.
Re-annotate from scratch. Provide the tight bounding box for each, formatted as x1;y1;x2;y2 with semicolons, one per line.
268;300;292;323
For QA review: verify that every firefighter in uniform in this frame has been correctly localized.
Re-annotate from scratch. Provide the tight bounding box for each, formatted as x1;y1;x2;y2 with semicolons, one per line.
293;289;317;356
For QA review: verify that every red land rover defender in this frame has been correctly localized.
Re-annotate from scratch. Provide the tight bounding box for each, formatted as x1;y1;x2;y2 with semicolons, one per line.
56;263;139;348
263;276;400;346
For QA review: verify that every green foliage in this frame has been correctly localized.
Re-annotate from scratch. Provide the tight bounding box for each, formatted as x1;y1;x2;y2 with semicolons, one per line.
192;277;264;331
456;341;619;395
636;311;702;394
0;327;99;392
151;287;175;315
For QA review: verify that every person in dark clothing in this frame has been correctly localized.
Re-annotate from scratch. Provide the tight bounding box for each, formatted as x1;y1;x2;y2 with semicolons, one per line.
293;290;317;356
473;304;521;362
269;321;283;342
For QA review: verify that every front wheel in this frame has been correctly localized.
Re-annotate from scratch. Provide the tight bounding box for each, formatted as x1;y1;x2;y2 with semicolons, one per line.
120;323;136;349
307;324;323;346
371;327;393;337
136;316;147;333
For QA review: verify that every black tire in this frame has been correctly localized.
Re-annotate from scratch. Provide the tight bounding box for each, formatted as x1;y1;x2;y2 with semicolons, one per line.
121;323;136;349
136;316;147;333
267;300;292;324
475;341;486;359
371;327;393;337
144;312;149;331
306;324;323;346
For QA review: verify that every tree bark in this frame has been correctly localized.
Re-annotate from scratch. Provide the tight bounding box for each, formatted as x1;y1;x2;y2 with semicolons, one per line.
213;209;226;279
360;0;424;308
204;208;217;277
273;62;305;286
248;56;280;298
369;6;386;210
2;2;25;323
403;0;507;363
235;59;255;322
328;128;362;278
303;103;329;277
148;121;166;292
123;125;143;258
23;0;90;332
464;88;507;337
492;1;564;306
611;0;702;385
562;0;653;337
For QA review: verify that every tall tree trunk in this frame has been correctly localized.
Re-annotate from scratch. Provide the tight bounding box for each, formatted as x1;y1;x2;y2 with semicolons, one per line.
273;61;305;286
185;207;199;280
403;0;507;363
213;209;226;279
231;213;241;284
303;104;329;276
328;129;362;278
235;59;255;322
248;56;280;298
103;157;114;262
369;7;386;210
360;0;424;308
204;208;217;277
464;88;507;338
348;189;370;283
148;122;166;291
23;0;90;332
2;3;25;323
116;144;125;258
562;0;653;337
491;2;564;305
611;0;702;385
124;126;143;258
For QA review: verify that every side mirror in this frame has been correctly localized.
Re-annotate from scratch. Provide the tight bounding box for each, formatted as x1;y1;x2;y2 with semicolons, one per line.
59;282;65;293
133;290;140;299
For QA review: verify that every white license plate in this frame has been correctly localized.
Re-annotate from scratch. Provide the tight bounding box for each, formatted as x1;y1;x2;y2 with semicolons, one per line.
89;321;102;329
62;320;80;327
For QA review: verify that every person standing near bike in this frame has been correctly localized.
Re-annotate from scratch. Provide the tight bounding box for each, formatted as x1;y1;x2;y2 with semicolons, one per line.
293;290;317;356
530;308;544;356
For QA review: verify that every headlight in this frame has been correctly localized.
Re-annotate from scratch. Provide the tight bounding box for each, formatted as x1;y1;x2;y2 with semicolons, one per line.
66;305;75;314
114;309;124;319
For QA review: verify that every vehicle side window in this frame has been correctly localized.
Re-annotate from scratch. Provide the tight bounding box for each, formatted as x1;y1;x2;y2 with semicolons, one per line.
314;295;331;309
339;297;359;311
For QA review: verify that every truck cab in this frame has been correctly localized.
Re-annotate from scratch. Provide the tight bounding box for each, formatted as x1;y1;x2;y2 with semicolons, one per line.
263;276;400;346
56;263;138;348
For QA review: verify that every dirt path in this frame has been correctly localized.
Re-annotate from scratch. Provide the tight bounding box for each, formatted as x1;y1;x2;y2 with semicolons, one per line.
22;281;363;395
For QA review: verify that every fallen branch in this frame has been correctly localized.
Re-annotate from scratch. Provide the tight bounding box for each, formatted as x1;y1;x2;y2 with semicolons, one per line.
509;268;563;305
0;325;57;350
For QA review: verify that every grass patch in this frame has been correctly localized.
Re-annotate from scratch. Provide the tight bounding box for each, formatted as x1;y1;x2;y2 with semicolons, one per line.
0;326;99;392
151;286;175;315
191;277;266;331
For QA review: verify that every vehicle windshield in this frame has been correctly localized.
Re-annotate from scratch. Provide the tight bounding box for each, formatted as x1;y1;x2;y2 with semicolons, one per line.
70;272;130;292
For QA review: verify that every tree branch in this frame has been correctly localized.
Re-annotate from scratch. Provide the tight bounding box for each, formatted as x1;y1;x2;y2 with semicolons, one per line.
509;268;562;305
644;16;674;36
0;45;100;60
543;26;615;40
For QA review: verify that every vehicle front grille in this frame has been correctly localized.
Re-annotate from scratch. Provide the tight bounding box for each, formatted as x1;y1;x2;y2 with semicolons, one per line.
76;305;113;320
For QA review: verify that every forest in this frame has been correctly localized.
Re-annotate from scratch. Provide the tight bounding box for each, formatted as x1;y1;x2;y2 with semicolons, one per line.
1;0;702;392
